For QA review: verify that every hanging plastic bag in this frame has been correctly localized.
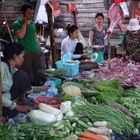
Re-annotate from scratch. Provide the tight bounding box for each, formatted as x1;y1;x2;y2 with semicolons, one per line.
119;2;129;18
78;30;87;48
46;35;50;46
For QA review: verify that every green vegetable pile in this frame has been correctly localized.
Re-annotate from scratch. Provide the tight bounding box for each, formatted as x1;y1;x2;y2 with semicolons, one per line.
0;117;91;140
40;68;67;76
0;122;61;140
120;88;140;131
72;78;125;104
73;100;134;136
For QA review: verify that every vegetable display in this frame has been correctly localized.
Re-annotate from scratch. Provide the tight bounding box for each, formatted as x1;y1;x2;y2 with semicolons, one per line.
120;88;140;132
73;100;134;136
40;68;67;76
72;78;125;104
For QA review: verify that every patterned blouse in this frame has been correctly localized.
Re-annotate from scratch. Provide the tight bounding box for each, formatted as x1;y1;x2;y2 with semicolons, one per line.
122;30;140;62
91;26;107;46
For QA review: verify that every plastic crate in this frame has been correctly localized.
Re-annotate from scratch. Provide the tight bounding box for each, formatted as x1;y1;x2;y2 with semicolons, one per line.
63;62;79;76
55;60;64;69
56;53;80;77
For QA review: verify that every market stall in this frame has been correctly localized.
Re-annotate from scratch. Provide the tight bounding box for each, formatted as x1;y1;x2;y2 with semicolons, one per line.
1;0;140;140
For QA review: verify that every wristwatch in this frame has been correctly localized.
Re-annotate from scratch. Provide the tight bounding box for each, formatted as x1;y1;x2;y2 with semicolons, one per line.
9;101;17;110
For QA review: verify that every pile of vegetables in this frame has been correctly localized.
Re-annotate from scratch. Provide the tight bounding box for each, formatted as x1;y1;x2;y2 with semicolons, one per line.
73;100;134;136
72;78;125;104
28;103;63;125
120;88;140;132
40;68;67;76
0;122;61;140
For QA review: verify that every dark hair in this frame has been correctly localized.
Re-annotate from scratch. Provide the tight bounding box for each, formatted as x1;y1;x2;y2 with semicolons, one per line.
20;3;34;14
3;42;24;62
95;13;104;19
67;24;78;36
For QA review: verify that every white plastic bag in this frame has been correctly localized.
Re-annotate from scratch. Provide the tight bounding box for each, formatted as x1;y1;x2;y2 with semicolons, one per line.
119;2;129;18
60;101;72;114
78;30;87;48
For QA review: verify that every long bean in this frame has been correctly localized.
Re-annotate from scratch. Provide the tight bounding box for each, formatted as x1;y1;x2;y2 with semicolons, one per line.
73;100;134;136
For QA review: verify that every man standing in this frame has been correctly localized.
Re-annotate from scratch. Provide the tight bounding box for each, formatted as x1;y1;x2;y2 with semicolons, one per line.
13;3;42;85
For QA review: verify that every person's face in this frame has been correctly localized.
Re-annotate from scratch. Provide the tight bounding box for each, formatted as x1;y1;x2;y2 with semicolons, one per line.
13;51;25;66
70;29;78;39
24;8;34;20
96;16;104;25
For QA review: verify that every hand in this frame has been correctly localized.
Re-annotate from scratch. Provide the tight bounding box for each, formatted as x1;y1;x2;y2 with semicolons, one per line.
40;85;49;91
15;104;32;113
0;116;6;123
22;16;29;24
81;53;89;58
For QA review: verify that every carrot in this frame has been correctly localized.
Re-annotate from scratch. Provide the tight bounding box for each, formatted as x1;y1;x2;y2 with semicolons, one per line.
78;137;92;140
80;131;106;140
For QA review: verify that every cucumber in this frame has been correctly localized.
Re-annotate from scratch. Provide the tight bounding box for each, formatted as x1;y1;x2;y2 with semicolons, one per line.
78;120;89;129
72;122;77;127
55;124;64;130
87;122;93;127
65;122;73;131
53;121;62;127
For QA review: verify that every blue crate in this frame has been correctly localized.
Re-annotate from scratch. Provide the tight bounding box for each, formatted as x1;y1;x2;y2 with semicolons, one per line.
55;60;64;69
63;62;79;77
55;53;80;77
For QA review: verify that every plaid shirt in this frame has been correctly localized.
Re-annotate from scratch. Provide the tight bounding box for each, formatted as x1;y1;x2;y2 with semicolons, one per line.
123;30;140;62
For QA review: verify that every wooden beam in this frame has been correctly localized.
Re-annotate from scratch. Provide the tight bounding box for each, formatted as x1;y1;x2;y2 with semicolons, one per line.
45;4;56;67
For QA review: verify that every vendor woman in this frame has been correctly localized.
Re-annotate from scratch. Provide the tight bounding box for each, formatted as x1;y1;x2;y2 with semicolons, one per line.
1;42;48;120
61;25;88;60
122;18;140;62
88;13;107;63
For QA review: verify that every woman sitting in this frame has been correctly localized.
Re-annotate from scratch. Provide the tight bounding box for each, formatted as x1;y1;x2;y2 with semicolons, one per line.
1;42;47;120
61;25;88;60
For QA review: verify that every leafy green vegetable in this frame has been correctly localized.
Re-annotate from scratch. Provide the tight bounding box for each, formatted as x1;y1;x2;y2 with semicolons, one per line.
61;94;75;102
72;78;125;104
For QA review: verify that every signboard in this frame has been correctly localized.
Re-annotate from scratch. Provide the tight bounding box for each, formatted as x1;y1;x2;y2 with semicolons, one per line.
134;8;140;23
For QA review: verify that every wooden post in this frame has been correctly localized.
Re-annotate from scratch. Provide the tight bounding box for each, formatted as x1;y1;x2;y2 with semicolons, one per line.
0;42;2;116
108;35;111;69
72;12;77;26
45;4;56;67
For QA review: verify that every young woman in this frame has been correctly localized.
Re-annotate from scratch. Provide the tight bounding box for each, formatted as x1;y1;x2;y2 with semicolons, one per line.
61;25;88;60
1;42;47;120
88;13;107;63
